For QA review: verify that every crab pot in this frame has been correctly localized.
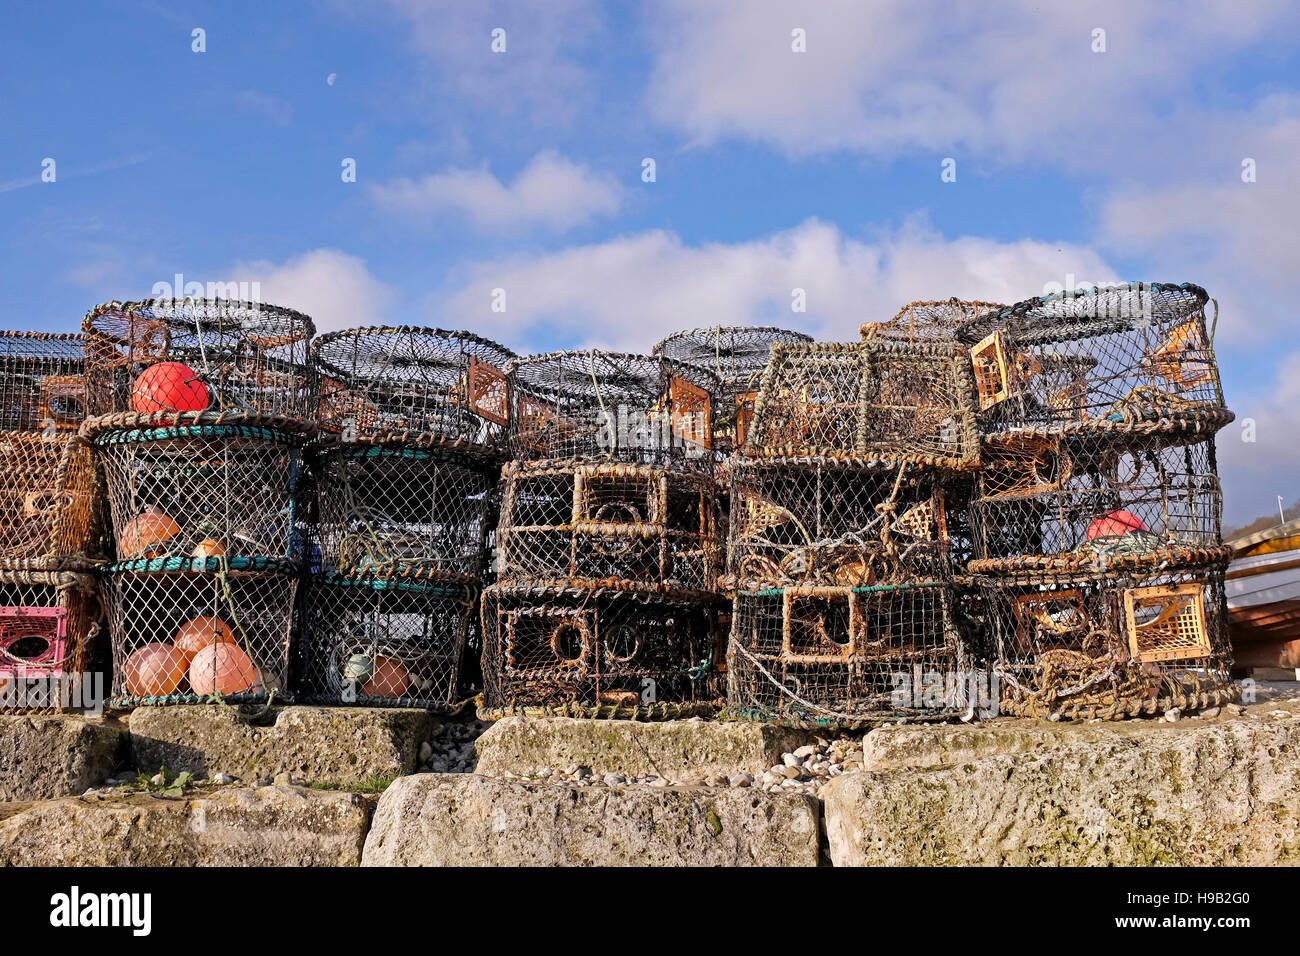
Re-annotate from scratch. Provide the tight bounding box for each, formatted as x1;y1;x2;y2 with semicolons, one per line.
726;457;955;589
976;557;1236;720
0;568;103;714
314;442;496;578
954;282;1231;441
726;581;977;727
968;433;1224;575
495;460;721;591
0;331;87;432
86;413;312;563
860;300;1006;345
652;327;813;454
82;299;315;420
298;569;474;710
744;340;978;467
0;431;104;566
506;351;719;469
103;557;297;707
479;582;722;719
314;327;515;453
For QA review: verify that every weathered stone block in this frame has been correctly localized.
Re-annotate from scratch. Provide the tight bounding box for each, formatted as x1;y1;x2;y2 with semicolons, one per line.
0;716;125;802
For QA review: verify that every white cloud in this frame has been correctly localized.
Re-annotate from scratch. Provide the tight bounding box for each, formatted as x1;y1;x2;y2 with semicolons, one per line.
369;151;623;233
434;217;1119;350
1215;349;1300;527
235;90;294;127
230;249;394;333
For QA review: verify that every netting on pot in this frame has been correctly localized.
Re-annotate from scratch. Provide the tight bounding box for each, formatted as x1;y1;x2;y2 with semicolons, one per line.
725;581;979;727
83;299;315;420
495;460;721;591
954;282;1231;441
977;556;1236;720
103;556;297;707
85;412;312;563
726;458;955;589
313;443;495;578
479;581;722;719
314;327;515;453
0;331;86;433
297;568;474;710
968;435;1224;575
860;299;1006;344
506;351;719;468
652;327;813;453
0;431;104;567
744;340;978;467
0;567;103;715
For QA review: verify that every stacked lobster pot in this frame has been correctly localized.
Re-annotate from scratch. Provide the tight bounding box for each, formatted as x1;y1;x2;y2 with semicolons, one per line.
82;299;315;707
0;332;105;713
480;350;724;719
300;328;514;709
955;282;1237;719
723;333;984;728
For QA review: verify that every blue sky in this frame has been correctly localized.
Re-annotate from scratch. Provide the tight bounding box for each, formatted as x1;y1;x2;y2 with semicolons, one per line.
2;0;1298;525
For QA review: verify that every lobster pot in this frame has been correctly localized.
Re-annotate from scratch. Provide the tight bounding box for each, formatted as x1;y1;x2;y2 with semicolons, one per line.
954;282;1231;441
86;412;311;563
0;331;86;432
83;299;315;419
744;340;978;467
314;327;515;453
978;557;1236;720
496;460;721;591
314;442;496;578
726;581;976;727
298;570;474;710
479;582;721;719
969;434;1224;574
0;431;104;566
652;327;812;454
726;457;955;589
506;351;719;469
860;300;1006;345
0;568;102;714
103;557;297;707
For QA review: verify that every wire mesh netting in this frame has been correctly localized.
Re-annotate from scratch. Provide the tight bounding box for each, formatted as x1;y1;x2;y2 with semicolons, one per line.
313;442;495;579
314;327;515;453
726;581;978;727
977;558;1237;720
495;460;721;591
0;431;104;567
954;282;1231;440
0;331;87;432
297;569;474;710
0;568;103;714
480;581;722;719
726;458;955;589
861;299;1007;344
86;412;312;564
83;299;315;420
744;340;979;467
506;351;720;468
103;557;297;706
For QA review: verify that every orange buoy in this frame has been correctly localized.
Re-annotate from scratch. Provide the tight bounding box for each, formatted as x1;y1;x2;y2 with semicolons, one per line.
131;362;209;415
192;538;227;559
173;616;235;662
363;656;411;698
118;508;181;558
123;642;187;697
1086;509;1148;539
188;642;258;696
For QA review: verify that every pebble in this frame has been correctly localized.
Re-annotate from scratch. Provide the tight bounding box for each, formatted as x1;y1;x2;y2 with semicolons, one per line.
419;741;433;763
792;745;817;759
730;773;754;788
1163;708;1182;722
150;773;165;786
603;772;625;786
781;765;802;779
1227;703;1246;716
212;773;234;785
1200;706;1221;719
781;753;800;768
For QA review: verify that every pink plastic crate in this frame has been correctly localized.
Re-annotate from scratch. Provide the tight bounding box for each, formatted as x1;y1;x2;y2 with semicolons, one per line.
0;605;67;679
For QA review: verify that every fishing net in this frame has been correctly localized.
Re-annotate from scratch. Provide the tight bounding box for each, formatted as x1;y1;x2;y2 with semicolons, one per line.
977;557;1237;720
83;299;315;421
0;568;103;715
652;327;813;454
506;351;719;468
313;442;496;579
724;580;978;728
103;556;297;707
0;431;104;568
495;460;721;591
297;568;474;710
314;327;515;453
744;340;979;467
0;331;87;432
85;412;312;564
479;581;722;720
860;299;1007;344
